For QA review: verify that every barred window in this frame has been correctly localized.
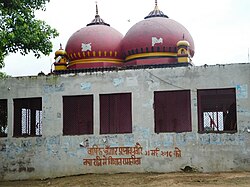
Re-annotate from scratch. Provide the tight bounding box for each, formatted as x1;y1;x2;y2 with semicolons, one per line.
100;93;132;134
197;88;237;133
14;98;42;137
154;90;192;133
0;99;7;137
63;95;93;135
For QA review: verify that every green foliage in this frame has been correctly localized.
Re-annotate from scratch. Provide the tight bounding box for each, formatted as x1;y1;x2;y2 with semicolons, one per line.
0;71;9;78
0;0;59;68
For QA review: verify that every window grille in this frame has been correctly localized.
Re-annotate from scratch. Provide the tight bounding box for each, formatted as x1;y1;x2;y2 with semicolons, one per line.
14;98;42;137
36;110;42;135
197;88;237;133
20;109;42;136
0;99;7;137
21;108;31;135
154;90;192;133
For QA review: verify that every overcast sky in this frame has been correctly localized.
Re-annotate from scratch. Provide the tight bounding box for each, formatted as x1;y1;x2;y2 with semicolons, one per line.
2;0;250;76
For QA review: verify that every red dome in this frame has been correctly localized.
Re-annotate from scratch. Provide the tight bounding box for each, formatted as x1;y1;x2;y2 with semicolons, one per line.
65;22;123;69
121;17;195;64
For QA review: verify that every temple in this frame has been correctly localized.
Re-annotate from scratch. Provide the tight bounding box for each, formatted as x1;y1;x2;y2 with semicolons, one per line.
0;0;250;181
53;1;194;73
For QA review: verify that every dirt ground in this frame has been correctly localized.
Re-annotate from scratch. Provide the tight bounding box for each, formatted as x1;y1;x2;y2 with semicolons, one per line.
1;172;250;187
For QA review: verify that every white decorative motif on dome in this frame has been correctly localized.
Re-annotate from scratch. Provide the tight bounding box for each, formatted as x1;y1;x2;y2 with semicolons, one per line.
81;43;92;52
152;37;163;47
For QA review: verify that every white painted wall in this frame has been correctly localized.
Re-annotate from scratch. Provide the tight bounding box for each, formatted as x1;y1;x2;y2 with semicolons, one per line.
0;63;250;181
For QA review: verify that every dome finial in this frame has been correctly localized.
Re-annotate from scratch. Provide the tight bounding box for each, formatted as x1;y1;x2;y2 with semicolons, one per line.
60;43;63;50
95;1;99;15
155;0;159;10
144;0;168;19
87;1;110;26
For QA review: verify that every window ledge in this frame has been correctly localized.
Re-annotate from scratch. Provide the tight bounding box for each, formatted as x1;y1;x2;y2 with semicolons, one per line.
198;131;237;134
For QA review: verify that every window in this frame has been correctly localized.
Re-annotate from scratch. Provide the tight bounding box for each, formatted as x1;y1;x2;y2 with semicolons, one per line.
14;98;42;137
197;88;237;133
100;93;132;134
154;90;192;133
0;99;7;137
63;95;93;135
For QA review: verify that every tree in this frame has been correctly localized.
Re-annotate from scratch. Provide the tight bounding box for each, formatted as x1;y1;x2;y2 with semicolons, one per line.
0;0;59;68
0;71;9;78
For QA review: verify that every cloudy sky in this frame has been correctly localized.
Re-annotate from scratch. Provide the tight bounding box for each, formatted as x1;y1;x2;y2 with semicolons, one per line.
2;0;250;76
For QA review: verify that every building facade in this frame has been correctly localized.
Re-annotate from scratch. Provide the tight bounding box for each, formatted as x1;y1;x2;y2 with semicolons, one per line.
0;1;250;181
0;63;250;180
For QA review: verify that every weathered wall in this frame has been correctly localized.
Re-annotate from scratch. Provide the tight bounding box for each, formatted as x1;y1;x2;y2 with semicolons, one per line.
0;63;250;181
